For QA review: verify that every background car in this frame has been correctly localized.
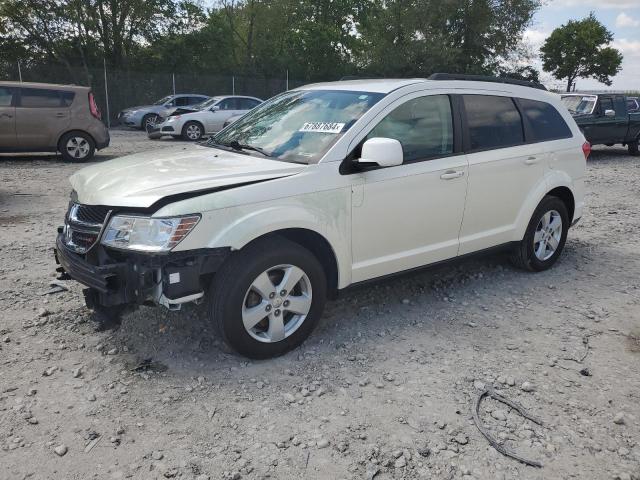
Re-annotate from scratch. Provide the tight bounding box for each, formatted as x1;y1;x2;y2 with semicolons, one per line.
0;81;109;162
117;94;209;130
223;113;245;128
149;95;262;141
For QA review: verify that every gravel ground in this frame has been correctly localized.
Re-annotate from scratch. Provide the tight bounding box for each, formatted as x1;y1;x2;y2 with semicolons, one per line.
1;130;639;480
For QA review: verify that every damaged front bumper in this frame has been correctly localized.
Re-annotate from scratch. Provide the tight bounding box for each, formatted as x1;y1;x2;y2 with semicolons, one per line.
54;233;230;311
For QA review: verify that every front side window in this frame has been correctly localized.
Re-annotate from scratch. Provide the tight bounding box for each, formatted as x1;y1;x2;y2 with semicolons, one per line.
463;95;524;151
599;97;614;114
239;98;261;110
519;98;572;142
175;97;191;107
212;90;384;164
0;87;14;107
19;88;63;108
217;98;238;110
367;95;453;162
627;99;639;112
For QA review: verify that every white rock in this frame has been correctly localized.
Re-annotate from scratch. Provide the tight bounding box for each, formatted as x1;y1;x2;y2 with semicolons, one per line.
54;444;68;456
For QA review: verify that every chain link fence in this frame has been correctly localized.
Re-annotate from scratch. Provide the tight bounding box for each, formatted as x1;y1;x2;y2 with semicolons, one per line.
1;63;309;126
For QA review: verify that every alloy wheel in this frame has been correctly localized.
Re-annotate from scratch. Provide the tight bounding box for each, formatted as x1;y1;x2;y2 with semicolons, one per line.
186;124;202;140
533;210;562;261
242;264;312;343
66;137;90;159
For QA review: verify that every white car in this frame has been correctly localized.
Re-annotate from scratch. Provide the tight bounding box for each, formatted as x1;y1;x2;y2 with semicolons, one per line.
150;95;262;141
55;75;587;359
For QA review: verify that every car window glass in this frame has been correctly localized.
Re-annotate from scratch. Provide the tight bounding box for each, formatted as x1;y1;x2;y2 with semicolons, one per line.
19;88;62;108
61;91;75;107
239;98;259;110
518;98;572;142
463;95;524;150
0;87;14;106
175;97;190;107
367;95;453;162
599;97;614;114
218;98;238;110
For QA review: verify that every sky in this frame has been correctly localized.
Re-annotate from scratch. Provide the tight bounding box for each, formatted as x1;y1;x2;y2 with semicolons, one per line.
525;0;640;90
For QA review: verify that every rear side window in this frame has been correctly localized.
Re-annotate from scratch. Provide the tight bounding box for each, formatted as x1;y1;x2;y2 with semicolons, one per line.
19;88;64;108
518;98;572;142
239;98;260;110
0;87;15;106
627;99;639;112
463;95;523;151
61;91;75;107
368;94;454;162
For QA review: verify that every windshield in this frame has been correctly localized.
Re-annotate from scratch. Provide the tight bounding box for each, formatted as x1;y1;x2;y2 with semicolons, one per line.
192;97;220;110
154;96;173;106
561;95;597;115
210;90;385;163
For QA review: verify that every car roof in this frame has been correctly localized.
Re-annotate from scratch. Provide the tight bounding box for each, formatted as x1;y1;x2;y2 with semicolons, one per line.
0;81;90;91
173;93;208;97
564;91;632;96
298;78;554;98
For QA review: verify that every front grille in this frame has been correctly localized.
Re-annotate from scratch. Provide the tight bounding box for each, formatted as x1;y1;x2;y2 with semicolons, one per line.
63;203;111;254
73;204;110;225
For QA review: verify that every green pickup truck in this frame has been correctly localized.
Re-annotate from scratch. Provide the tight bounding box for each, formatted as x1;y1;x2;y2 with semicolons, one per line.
561;93;640;156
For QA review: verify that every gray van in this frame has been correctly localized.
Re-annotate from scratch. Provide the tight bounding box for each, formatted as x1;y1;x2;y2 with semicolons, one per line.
0;81;110;162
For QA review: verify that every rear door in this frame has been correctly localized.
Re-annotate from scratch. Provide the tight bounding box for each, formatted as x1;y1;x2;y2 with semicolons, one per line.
458;94;545;254
0;86;17;149
15;87;71;149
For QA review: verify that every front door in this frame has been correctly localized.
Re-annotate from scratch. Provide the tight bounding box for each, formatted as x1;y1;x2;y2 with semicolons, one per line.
350;94;468;283
205;98;241;133
0;86;16;148
586;96;628;144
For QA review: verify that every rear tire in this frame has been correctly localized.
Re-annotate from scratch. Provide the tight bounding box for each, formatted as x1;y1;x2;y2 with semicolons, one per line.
629;140;639;156
59;131;95;162
509;196;569;272
182;121;204;141
208;236;327;359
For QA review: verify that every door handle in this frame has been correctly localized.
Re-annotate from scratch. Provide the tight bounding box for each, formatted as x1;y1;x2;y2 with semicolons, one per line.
440;170;465;180
524;156;539;165
0;113;12;118
55;113;66;118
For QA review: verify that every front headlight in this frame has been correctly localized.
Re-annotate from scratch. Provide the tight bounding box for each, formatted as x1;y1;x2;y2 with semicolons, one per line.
167;115;180;122
101;215;200;252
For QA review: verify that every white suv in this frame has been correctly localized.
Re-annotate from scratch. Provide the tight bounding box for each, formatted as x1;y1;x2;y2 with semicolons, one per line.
55;75;587;359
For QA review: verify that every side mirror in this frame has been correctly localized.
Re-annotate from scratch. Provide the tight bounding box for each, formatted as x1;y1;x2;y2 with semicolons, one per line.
210;105;220;112
357;137;403;167
604;109;615;117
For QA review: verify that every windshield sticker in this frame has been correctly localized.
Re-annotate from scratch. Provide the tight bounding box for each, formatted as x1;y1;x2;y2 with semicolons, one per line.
299;122;345;134
582;96;595;101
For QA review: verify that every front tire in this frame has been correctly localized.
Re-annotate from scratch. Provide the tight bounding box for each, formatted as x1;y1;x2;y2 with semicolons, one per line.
142;114;159;131
59;132;95;162
509;196;569;272
182;121;204;141
629;140;639;156
209;237;327;359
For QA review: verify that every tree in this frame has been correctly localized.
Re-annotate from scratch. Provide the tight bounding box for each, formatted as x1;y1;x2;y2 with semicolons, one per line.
540;13;623;92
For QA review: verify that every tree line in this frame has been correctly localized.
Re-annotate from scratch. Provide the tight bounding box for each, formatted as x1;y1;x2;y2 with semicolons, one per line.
0;0;542;85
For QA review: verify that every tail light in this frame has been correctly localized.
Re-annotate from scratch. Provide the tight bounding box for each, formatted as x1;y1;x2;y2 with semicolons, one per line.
582;141;591;160
88;92;101;120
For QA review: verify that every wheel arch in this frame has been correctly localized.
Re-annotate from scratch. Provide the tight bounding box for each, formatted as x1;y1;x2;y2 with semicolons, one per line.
56;129;96;152
182;119;205;132
243;228;340;299
514;175;577;241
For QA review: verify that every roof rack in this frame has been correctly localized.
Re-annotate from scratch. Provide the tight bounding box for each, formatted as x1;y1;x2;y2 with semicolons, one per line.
428;73;547;91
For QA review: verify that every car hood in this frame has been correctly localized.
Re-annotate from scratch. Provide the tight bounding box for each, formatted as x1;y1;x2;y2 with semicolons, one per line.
70;145;306;208
123;105;153;112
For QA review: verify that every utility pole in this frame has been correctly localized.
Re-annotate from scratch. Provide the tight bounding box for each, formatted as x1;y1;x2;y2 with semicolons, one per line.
172;73;176;95
103;59;111;128
17;61;22;82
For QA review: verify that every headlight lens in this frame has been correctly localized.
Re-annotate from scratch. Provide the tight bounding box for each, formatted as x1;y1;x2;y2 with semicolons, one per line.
101;215;200;252
167;115;180;122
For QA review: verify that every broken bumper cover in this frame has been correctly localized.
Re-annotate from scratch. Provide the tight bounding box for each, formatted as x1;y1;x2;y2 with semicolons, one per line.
54;234;230;309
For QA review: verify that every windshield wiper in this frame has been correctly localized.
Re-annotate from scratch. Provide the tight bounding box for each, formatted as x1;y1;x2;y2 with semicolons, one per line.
228;140;272;157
